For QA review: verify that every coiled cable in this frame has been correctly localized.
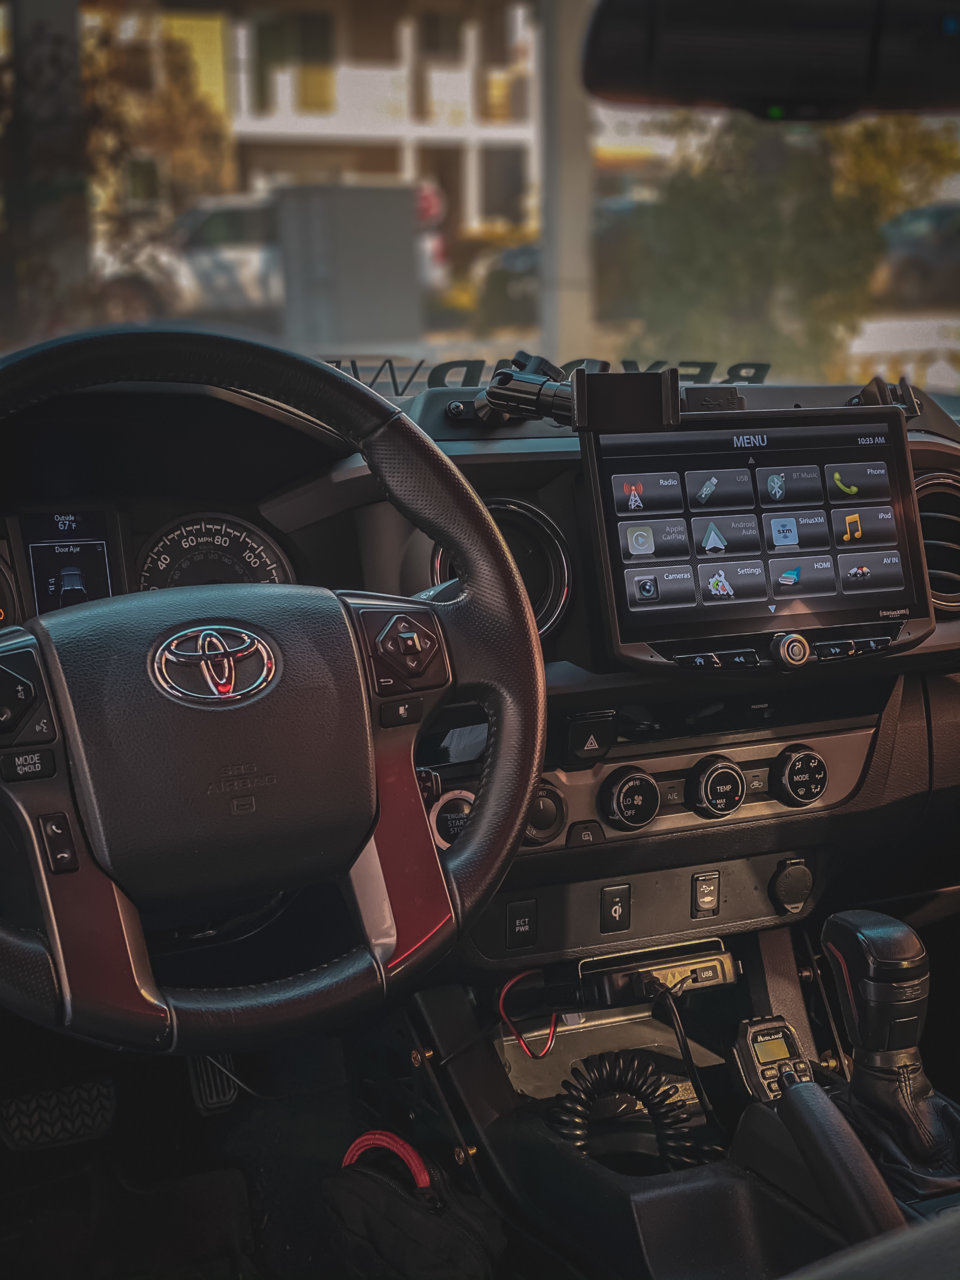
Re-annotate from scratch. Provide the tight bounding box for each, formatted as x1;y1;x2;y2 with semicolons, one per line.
552;1050;724;1170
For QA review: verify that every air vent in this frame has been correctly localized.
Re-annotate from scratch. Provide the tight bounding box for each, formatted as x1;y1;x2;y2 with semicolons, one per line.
433;499;571;637
916;474;960;613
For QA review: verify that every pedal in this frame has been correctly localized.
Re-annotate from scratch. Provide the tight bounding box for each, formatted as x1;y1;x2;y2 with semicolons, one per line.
0;1079;115;1150
188;1054;239;1114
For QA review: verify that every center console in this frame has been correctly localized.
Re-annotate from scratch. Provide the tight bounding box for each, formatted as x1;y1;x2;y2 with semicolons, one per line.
408;369;939;976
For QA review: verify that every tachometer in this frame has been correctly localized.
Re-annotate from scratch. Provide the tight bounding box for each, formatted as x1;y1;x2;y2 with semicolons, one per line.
138;514;293;591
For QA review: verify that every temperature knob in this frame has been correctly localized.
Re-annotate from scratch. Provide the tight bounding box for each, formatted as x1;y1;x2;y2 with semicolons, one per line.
690;756;745;819
773;747;828;807
599;768;661;831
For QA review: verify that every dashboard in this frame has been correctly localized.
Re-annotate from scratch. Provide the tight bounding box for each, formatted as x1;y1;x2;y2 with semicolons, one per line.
3;374;960;976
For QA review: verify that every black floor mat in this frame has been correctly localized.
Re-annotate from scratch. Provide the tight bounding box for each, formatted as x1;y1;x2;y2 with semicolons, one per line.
0;1166;260;1280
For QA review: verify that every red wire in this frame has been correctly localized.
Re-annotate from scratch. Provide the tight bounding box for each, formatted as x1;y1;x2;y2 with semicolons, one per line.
498;969;558;1059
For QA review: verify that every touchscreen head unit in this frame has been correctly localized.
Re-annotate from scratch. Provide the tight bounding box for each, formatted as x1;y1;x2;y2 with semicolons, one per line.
584;402;934;669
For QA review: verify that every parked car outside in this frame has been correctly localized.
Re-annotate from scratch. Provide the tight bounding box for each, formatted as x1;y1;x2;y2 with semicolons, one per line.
871;201;960;308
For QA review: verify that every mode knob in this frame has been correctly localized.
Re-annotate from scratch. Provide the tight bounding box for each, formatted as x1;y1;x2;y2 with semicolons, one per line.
690;756;745;819
599;767;661;831
773;747;828;807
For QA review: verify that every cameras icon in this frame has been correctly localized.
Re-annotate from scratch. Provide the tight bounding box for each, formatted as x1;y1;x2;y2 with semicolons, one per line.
635;576;660;603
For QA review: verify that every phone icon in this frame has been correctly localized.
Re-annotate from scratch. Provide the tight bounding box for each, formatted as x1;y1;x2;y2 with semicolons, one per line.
833;470;859;496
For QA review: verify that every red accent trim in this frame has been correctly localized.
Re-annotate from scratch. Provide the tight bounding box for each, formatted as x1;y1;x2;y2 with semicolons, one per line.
826;940;859;1029
342;1130;431;1190
373;734;455;977
388;913;453;970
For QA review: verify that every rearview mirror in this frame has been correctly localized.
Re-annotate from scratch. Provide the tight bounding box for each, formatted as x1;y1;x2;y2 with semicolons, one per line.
583;0;960;120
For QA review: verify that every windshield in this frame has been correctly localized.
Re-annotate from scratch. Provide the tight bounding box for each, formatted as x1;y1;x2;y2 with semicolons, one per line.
4;1;960;407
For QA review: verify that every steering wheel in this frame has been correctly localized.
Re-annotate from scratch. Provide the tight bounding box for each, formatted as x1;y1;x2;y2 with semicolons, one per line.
0;329;545;1051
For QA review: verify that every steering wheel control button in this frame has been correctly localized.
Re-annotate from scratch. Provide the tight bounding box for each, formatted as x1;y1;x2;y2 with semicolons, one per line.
506;899;538;949
773;748;828;806
815;639;856;661
372;661;409;698
770;859;815;915
416;768;441;808
716;649;760;669
1;748;55;783
600;884;631;934
692;871;720;918
39;813;78;873
567;712;616;762
599;767;661;831
675;652;721;669
430;790;475;849
379;698;423;728
690;756;746;818
0;664;36;733
15;703;56;745
772;633;811;669
566;820;605;848
376;614;438;678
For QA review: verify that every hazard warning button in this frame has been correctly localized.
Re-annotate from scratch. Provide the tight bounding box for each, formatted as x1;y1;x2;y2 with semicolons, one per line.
567;714;616;763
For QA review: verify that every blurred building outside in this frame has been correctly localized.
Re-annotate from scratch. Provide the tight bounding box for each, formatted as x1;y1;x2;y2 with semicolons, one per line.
3;1;960;390
80;2;672;355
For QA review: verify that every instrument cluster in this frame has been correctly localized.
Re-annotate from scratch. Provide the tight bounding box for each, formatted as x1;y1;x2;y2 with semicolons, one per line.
0;508;295;628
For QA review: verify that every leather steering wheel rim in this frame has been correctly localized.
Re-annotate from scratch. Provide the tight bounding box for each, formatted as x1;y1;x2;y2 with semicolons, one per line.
0;327;546;1050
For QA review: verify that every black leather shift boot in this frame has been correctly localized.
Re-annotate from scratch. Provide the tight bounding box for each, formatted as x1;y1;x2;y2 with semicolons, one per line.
837;1051;960;1199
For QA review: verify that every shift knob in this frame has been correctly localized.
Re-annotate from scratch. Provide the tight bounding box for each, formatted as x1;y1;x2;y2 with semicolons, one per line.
821;910;929;1054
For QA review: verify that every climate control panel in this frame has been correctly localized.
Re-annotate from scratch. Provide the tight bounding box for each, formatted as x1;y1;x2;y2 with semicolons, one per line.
425;730;864;854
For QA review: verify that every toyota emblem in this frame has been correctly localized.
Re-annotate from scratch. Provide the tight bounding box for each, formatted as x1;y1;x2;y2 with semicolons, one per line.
151;626;277;706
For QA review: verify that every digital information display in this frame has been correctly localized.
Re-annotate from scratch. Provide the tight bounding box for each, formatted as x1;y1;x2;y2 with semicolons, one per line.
592;411;931;649
20;511;114;616
754;1033;791;1065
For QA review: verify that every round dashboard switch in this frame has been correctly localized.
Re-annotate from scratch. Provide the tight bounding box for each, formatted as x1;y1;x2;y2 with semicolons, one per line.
599;768;661;831
524;783;566;845
772;633;811;669
773;747;828;807
690;756;746;819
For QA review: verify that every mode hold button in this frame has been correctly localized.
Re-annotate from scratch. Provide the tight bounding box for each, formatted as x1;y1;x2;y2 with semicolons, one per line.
1;748;55;783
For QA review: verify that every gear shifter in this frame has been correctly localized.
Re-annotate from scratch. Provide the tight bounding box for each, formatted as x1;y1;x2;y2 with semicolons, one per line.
821;909;929;1054
822;910;960;1197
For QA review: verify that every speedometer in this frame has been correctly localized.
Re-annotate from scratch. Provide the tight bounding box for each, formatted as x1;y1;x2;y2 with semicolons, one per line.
138;514;293;591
